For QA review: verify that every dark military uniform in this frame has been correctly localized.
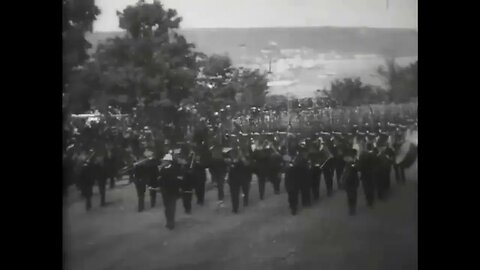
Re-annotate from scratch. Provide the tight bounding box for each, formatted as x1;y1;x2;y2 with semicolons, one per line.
133;157;159;212
209;145;228;201
228;151;250;213
267;146;283;194
194;144;209;205
293;147;312;208
333;144;346;190
322;155;336;197
79;159;96;211
392;129;407;184
104;145;118;189
308;140;330;201
376;145;395;200
284;154;300;215
253;147;270;200
158;162;182;230
181;152;197;213
358;145;377;207
343;158;360;215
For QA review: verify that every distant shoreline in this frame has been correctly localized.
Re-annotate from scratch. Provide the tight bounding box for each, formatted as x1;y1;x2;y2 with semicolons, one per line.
92;25;418;33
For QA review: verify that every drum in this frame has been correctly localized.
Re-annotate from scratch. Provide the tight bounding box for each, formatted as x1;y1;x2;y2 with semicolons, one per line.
395;141;417;168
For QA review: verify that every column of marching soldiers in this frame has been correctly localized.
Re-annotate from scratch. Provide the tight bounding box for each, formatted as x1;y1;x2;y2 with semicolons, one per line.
64;107;417;230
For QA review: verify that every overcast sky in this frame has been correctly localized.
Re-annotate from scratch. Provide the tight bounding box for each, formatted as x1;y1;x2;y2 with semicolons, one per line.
93;0;417;32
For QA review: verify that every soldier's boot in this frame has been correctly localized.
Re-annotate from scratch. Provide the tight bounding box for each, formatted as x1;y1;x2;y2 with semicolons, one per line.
273;181;281;194
86;197;92;211
166;222;175;230
259;181;266;200
217;183;225;201
100;192;106;207
400;168;407;184
138;198;145;212
150;191;157;208
109;177;115;189
243;194;249;207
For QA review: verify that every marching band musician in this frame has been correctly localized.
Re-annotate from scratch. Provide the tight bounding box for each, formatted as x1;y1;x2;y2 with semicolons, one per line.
357;142;377;208
132;147;159;212
321;134;336;197
266;139;283;195
283;149;300;215
180;145;195;214
332;133;347;190
227;147;250;213
341;148;360;216
297;141;312;207
392;126;407;185
78;149;96;211
157;153;182;230
104;142;118;189
193;141;209;205
252;138;268;200
208;141;228;203
376;133;395;200
308;136;331;201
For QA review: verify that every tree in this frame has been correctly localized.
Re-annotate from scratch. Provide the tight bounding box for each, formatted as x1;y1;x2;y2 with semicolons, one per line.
233;68;269;109
327;77;388;106
63;0;100;81
265;94;288;111
194;54;269;114
377;58;418;103
86;0;202;124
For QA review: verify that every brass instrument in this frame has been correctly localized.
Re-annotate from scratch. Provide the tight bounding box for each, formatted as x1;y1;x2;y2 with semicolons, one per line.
189;151;196;170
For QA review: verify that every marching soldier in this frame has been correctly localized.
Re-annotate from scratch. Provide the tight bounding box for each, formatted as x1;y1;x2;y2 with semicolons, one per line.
322;134;336;197
358;142;377;208
78;149;96;211
342;148;360;215
284;151;300;215
93;151;108;208
132;148;159;212
392;126;407;184
266;140;283;195
193;141;209;205
104;142;118;189
308;138;322;202
376;133;395;200
297;141;312;207
227;147;250;213
181;146;196;213
332;134;346;190
241;144;253;207
252;139;270;200
157;153;182;230
209;143;228;202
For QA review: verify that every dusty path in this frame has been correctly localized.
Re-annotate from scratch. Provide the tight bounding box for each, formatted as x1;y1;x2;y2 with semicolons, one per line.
64;165;417;270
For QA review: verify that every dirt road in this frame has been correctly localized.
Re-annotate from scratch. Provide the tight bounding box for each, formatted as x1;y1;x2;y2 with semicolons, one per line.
64;166;417;270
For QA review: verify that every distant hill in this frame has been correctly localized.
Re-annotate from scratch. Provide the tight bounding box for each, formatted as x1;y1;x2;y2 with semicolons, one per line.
86;26;417;63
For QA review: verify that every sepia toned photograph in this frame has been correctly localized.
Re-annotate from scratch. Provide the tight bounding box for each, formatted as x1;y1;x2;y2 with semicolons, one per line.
63;1;418;269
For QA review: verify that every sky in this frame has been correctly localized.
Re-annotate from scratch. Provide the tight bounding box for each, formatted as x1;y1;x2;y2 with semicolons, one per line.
93;0;418;32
